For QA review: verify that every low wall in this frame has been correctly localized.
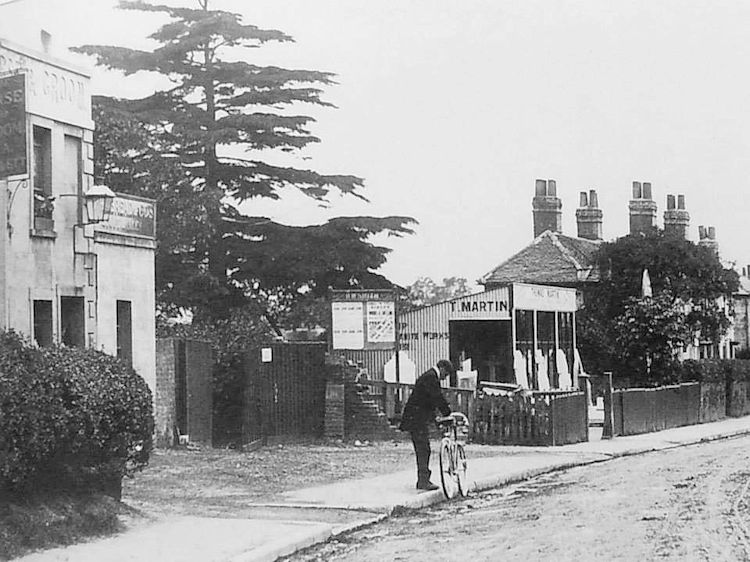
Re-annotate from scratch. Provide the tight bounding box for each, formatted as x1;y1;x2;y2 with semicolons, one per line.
612;383;699;436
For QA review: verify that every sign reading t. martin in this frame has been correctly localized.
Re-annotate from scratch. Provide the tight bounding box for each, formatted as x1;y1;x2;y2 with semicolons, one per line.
0;73;27;177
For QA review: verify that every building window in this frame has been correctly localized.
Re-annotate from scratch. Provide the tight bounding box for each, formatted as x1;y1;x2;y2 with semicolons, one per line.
60;296;85;347
64;134;83;223
33;300;53;347
117;300;133;365
33;126;53;222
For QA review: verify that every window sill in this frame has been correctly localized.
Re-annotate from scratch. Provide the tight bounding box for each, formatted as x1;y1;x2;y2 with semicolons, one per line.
30;228;57;239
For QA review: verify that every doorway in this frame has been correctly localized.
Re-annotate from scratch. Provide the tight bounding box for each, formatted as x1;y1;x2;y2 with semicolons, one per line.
449;320;513;384
60;296;85;347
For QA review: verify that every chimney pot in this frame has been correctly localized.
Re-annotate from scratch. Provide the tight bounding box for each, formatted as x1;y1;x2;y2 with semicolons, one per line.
632;181;642;199
708;226;716;239
698;225;706;239
41;30;52;53
535;179;547;196
589;190;598;208
643;182;652;199
579;192;588;207
547;179;557;196
677;194;685;210
667;194;676;210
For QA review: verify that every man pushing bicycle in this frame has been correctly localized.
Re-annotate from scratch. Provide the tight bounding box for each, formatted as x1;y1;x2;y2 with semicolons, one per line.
399;359;454;491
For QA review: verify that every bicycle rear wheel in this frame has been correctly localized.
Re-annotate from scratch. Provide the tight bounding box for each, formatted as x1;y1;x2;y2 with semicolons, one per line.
438;438;456;499
455;443;468;496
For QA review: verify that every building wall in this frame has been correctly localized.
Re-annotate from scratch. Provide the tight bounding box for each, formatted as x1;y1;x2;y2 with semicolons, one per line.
1;38;157;397
96;234;156;391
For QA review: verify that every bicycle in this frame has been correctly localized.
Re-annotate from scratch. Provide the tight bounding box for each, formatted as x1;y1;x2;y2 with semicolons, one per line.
435;411;469;499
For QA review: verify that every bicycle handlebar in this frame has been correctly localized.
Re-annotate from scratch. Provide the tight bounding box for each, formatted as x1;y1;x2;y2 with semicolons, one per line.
435;412;469;425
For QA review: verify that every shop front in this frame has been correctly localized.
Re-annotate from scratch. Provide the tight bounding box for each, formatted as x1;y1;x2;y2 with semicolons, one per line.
399;283;578;390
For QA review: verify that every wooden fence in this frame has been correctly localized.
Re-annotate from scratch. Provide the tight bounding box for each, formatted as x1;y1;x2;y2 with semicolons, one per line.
472;390;588;446
610;383;700;436
243;342;328;443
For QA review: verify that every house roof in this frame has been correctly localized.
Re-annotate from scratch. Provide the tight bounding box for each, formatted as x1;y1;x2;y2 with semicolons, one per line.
479;230;602;287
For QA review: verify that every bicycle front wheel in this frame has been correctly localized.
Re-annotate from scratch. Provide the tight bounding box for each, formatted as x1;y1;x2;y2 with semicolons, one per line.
438;438;457;499
455;442;469;497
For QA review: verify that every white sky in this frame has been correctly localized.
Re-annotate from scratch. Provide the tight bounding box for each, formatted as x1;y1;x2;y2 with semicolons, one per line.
2;0;750;288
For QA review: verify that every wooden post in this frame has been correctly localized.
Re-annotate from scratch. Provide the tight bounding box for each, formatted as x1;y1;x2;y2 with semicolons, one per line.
602;371;615;439
578;372;591;430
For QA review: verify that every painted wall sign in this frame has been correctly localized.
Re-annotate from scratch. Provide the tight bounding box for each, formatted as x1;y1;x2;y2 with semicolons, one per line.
96;195;156;239
513;283;577;312
0;42;91;128
0;72;27;177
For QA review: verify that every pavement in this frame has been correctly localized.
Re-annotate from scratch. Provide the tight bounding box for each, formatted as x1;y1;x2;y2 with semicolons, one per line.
15;416;750;562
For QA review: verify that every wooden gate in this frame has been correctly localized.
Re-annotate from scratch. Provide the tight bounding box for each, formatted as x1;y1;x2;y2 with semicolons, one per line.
243;342;327;443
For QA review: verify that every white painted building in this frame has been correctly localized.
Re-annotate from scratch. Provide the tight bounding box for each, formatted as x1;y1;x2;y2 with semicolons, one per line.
0;35;156;391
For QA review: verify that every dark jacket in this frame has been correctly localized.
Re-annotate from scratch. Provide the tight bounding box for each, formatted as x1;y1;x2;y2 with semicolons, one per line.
399;367;451;431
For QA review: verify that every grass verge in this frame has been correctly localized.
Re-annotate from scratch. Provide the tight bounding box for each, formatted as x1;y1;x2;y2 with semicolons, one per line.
0;492;123;561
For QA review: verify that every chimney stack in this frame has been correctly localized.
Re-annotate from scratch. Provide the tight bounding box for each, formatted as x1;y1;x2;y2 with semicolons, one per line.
698;225;719;255
629;180;657;236
532;178;562;238
575;189;603;240
663;193;690;239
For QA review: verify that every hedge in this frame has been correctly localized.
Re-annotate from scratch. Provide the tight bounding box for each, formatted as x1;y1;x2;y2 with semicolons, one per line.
0;331;153;497
678;359;750;384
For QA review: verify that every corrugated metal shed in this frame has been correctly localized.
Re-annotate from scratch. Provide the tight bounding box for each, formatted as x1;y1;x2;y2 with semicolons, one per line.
399;286;512;374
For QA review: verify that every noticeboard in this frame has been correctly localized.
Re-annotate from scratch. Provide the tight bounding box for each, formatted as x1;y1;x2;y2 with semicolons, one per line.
331;290;396;350
0;73;27;177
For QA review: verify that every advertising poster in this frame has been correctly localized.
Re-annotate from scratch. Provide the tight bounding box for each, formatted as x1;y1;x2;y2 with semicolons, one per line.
331;301;365;349
366;300;395;343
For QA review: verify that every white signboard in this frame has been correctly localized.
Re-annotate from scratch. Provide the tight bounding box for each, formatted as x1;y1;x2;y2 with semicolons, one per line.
513;283;577;312
332;301;365;349
448;286;511;320
0;41;92;128
366;301;395;343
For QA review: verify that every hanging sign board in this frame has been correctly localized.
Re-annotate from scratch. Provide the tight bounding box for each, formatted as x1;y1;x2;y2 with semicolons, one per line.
331;290;396;350
95;194;156;239
0;72;27;177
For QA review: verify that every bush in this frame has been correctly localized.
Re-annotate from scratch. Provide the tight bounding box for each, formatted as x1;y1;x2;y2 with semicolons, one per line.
676;359;750;384
0;331;153;497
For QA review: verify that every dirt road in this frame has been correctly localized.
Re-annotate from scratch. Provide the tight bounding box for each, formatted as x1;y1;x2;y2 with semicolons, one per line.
285;435;750;561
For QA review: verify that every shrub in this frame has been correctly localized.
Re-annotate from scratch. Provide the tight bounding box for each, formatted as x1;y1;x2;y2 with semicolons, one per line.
0;331;153;496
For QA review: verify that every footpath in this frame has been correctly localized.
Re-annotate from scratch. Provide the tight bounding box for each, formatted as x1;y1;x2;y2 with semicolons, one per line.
15;416;750;562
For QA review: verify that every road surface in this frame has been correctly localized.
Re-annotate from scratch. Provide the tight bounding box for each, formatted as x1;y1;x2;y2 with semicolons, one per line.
285;435;750;561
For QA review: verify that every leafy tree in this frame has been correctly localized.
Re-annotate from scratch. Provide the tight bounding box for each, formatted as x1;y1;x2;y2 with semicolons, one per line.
612;292;691;384
404;276;474;310
577;229;739;381
76;1;415;324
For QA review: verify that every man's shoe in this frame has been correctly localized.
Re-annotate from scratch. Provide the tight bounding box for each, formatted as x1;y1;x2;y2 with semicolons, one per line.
416;481;439;491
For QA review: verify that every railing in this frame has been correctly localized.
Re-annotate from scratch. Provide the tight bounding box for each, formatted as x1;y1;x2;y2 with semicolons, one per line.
364;380;475;423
